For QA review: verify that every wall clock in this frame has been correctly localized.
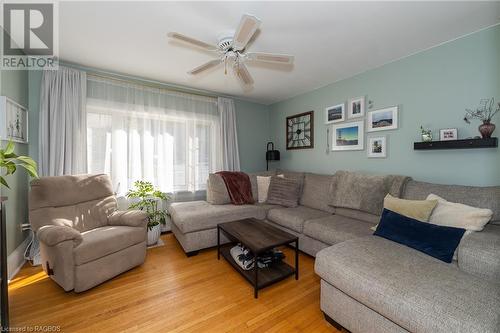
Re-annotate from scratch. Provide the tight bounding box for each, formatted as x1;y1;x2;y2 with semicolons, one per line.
286;111;314;150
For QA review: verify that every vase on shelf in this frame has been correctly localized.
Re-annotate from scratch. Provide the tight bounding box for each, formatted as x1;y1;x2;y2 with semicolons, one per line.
479;121;495;139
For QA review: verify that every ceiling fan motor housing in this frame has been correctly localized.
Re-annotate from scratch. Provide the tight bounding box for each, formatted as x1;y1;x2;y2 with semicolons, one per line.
217;32;235;51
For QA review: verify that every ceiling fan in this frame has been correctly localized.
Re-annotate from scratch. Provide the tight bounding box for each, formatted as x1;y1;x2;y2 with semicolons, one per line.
168;14;294;88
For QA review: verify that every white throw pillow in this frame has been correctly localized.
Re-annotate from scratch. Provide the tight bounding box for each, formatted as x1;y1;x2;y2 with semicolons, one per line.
257;176;272;203
426;193;493;231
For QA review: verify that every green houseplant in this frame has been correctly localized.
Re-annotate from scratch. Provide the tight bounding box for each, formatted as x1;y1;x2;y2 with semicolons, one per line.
0;141;38;188
126;180;169;246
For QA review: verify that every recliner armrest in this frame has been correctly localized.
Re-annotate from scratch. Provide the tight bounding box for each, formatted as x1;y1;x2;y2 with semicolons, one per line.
107;210;148;228
37;225;83;247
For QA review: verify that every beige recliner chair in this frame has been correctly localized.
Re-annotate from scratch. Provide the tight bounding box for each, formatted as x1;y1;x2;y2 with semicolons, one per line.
29;174;148;292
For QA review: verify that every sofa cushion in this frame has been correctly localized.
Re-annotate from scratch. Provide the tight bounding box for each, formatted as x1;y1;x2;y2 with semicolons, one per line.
299;173;335;213
384;194;437;222
169;201;267;233
374;209;466;263
267;206;330;233
304;215;375;245
206;174;231;205
403;180;500;224
315;236;500;333
266;176;301;207
248;171;277;201
458;224;500;283
330;171;409;215
74;226;145;265
334;208;380;224
427;193;493;231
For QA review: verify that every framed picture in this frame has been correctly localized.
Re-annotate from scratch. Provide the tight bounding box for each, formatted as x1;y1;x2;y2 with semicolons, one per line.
348;96;365;119
439;128;458;141
367;136;387;158
331;121;364;151
286;111;314;150
367;106;398;132
325;103;345;124
0;96;29;144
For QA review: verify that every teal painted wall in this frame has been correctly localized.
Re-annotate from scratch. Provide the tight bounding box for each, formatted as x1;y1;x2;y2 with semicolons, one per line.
0;68;30;255
270;25;500;186
234;99;271;172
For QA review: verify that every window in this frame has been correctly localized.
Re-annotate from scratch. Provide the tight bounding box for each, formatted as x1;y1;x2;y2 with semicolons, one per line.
86;76;221;195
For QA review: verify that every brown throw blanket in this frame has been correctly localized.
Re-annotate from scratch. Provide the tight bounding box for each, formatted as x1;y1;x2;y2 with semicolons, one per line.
216;171;254;205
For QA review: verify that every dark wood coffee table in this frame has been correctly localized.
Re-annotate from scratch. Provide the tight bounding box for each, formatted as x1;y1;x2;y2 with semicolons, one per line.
217;218;299;298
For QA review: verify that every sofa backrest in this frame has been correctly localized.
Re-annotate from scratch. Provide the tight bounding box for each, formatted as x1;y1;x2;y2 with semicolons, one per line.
29;174;117;232
402;180;500;224
329;171;410;216
299;173;335;213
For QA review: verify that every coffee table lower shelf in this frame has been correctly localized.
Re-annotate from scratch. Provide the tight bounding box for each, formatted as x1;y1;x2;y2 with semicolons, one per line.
219;244;295;296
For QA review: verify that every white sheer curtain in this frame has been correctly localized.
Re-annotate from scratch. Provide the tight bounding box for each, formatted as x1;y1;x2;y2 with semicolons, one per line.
218;97;241;171
39;66;87;176
86;76;221;196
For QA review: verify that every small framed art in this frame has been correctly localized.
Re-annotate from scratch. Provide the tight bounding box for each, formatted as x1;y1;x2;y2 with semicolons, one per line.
367;106;398;132
348;96;365;119
0;96;29;144
325;103;345;124
439;128;458;141
367;136;387;158
331;121;364;151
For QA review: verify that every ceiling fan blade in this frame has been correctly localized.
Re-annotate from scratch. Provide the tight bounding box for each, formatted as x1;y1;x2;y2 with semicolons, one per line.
188;59;221;75
235;62;254;86
232;14;261;51
246;52;294;65
168;32;217;51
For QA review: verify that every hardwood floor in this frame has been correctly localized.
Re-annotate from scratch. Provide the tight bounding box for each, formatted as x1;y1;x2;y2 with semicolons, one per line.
9;233;338;333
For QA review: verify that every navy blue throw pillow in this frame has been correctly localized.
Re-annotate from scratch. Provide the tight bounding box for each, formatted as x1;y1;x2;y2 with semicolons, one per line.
374;209;466;263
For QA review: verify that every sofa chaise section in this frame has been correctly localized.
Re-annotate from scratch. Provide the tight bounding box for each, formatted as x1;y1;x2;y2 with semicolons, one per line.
315;236;500;333
169;200;277;255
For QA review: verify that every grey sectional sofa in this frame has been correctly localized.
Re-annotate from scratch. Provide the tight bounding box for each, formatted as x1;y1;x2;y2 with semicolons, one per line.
169;170;500;332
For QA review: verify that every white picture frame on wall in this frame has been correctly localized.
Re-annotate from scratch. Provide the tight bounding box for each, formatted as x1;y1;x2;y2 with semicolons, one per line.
348;96;365;119
331;121;364;151
325;103;345;124
367;136;387;158
367;106;398;132
0;96;29;144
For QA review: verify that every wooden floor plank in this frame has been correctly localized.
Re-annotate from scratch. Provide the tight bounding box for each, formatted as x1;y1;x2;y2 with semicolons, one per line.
8;233;337;333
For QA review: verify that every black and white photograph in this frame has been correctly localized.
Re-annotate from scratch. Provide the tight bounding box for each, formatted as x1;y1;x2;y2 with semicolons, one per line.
325;103;345;124
348;96;365;118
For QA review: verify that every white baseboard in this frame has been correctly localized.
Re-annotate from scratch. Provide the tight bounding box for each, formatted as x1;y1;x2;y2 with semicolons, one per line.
7;236;29;281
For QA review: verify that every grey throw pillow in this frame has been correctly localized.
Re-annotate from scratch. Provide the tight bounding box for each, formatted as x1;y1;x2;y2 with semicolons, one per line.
206;174;231;205
266;176;301;207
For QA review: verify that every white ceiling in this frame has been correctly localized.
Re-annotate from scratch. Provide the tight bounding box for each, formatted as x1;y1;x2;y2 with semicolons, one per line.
59;1;500;105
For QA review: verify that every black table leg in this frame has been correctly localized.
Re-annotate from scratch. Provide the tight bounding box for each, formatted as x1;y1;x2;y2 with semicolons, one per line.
295;239;299;280
254;255;259;298
217;225;220;260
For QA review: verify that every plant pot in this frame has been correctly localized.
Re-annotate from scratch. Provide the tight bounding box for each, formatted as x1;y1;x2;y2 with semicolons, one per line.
147;224;161;246
479;121;495;139
421;133;433;142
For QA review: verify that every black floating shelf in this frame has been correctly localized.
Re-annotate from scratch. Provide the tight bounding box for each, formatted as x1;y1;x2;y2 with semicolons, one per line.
414;138;498;150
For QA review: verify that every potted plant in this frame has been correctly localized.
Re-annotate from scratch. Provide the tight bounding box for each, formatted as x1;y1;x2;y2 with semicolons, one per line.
126;181;169;246
464;98;500;138
0;141;38;188
420;126;433;142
